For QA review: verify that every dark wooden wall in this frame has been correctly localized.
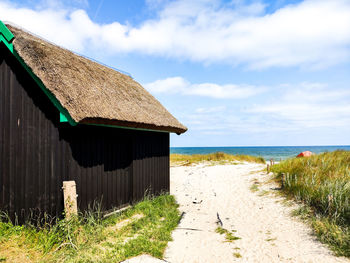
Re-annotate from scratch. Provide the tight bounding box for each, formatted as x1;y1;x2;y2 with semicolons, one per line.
0;45;170;223
133;133;170;201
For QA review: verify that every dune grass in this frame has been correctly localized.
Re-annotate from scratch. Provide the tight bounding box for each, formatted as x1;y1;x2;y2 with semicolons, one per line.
0;194;180;263
271;150;350;256
171;152;265;166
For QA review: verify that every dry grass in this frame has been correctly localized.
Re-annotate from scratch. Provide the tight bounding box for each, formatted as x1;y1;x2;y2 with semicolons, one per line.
0;239;43;263
272;150;350;257
170;152;265;166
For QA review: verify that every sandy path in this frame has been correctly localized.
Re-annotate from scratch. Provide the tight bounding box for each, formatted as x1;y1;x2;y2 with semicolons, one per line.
163;163;349;263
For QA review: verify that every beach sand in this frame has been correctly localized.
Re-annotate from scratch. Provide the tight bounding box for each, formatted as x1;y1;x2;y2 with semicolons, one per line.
125;163;349;263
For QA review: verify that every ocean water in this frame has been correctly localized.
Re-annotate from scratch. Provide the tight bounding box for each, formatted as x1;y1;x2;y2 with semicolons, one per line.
170;146;350;161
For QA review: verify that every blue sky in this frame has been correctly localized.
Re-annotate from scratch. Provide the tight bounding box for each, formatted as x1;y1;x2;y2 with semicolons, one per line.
1;0;350;146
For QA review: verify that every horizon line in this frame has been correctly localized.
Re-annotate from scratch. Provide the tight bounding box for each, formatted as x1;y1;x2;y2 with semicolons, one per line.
170;145;350;148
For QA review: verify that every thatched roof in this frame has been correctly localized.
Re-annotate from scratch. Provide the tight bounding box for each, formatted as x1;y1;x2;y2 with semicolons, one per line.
5;23;187;134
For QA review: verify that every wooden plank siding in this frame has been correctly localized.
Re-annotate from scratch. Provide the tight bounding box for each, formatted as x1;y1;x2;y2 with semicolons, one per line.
0;45;170;223
132;132;169;201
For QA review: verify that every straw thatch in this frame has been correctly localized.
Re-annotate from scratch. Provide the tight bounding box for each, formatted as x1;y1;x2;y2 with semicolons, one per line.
6;23;187;134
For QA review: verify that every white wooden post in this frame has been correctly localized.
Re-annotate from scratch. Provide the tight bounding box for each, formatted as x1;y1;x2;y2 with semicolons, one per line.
62;181;78;218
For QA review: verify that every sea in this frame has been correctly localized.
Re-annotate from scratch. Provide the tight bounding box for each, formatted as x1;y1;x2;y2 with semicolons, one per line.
170;146;350;161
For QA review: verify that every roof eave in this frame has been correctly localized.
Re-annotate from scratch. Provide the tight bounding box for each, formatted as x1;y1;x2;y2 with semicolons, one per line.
79;118;187;134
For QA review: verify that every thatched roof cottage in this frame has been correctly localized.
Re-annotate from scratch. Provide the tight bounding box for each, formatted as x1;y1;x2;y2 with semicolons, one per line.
0;21;186;222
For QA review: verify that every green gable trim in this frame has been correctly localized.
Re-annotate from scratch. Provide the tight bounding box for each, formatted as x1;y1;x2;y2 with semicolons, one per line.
1;21;76;126
13;50;77;126
0;21;14;42
0;21;14;53
60;113;69;122
0;34;13;53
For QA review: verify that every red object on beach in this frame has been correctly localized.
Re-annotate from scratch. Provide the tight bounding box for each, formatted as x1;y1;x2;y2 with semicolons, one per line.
297;151;313;157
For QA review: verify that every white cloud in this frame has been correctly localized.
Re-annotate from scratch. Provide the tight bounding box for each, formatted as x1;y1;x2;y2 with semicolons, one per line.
144;77;265;98
247;83;350;128
143;77;189;93
2;0;350;68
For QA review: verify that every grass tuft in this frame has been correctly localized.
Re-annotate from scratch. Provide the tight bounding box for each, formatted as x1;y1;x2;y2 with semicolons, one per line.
0;194;180;262
215;227;241;242
171;152;265;166
272;150;350;257
250;184;259;192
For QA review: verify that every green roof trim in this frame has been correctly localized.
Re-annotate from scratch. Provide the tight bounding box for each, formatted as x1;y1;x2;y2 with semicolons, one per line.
0;34;13;53
1;20;76;126
0;21;14;42
13;50;77;126
0;21;14;53
60;113;69;122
